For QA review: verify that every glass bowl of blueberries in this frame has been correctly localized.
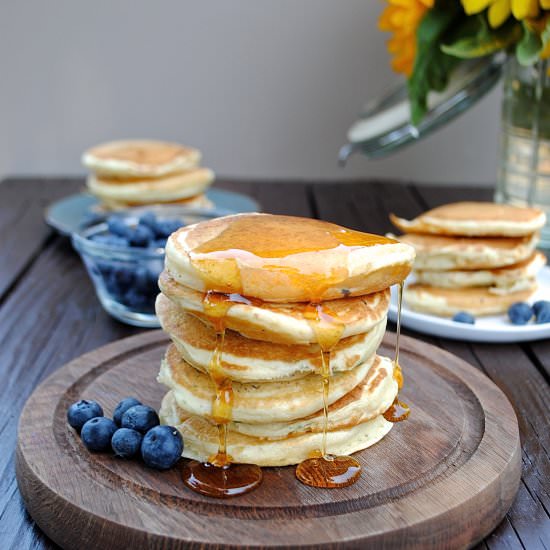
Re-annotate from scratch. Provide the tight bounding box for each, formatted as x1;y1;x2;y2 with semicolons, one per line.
72;206;216;327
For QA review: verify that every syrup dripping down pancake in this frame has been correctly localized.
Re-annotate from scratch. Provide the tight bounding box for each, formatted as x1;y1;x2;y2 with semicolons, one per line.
159;391;394;467
165;213;415;302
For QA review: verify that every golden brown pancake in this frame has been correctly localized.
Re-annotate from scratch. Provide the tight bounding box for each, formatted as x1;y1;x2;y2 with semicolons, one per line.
87;168;214;205
415;251;546;293
156;293;386;381
160;353;397;440
158;344;374;424
405;282;538;316
160;391;393;467
98;193;214;211
82;140;201;177
158;271;391;344
390;202;545;237
390;232;539;270
164;213;415;302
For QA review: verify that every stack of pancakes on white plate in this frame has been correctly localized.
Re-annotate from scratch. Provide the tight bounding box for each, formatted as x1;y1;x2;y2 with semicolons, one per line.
155;213;415;467
390;202;547;317
82;140;215;210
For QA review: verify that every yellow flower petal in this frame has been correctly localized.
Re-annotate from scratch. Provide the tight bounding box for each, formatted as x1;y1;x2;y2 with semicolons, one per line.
511;0;539;20
488;0;511;26
540;0;550;9
461;0;492;15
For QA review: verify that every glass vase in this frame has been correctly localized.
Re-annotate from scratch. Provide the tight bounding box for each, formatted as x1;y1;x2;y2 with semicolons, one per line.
496;56;550;250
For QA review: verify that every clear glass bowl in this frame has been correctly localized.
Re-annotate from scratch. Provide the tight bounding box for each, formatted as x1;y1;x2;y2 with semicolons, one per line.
71;207;215;327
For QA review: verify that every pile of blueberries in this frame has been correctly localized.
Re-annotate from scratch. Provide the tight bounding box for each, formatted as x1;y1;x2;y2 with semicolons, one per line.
452;300;550;325
67;397;183;470
89;211;183;312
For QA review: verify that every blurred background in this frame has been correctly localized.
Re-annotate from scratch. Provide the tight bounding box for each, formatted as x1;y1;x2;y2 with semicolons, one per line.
0;0;500;184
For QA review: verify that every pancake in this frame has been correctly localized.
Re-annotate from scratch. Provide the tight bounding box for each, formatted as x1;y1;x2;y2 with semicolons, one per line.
82;140;201;177
159;391;393;467
161;354;396;439
165;213;415;302
390;202;546;237
415;251;546;294
99;193;214;211
405;282;538;316
156;293;387;381
158;271;390;345
158;344;374;424
389;232;538;270
87;168;214;204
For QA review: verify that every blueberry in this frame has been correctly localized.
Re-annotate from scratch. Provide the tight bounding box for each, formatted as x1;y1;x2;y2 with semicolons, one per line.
67;400;104;432
96;261;114;277
533;300;550;324
111;428;143;458
508;302;533;325
452;311;475;324
81;417;117;452
121;405;160;433
134;267;151;292
113;397;142;426
139;211;157;230
141;425;183;470
122;288;151;310
112;266;135;291
153;219;182;239
90;234;128;247
107;216;130;238
128;224;154;247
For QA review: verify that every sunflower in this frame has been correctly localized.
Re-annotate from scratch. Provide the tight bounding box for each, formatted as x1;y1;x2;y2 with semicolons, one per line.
379;0;435;76
461;0;550;28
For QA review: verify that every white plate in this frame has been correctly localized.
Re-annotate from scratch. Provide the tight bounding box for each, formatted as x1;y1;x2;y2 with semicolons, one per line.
389;265;550;343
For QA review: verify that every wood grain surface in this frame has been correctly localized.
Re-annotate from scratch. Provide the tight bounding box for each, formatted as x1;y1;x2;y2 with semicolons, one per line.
16;330;520;549
1;178;549;550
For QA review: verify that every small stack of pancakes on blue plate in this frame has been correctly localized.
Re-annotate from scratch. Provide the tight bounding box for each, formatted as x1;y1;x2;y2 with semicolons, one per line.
82;140;215;210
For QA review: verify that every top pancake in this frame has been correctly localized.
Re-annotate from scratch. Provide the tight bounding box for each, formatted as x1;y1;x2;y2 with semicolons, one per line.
165;213;415;302
82;140;201;178
390;202;546;237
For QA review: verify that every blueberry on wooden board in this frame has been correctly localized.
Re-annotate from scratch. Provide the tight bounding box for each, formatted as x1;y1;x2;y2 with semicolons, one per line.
141;425;183;470
113;397;142;426
67;400;103;432
111;428;143;458
121;405;160;433
81;417;117;452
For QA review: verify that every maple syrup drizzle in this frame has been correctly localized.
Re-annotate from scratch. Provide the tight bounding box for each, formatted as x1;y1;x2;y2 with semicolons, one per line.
383;282;410;423
295;303;362;488
181;292;262;497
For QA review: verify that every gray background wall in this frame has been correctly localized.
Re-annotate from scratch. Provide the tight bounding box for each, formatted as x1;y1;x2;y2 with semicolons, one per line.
0;0;500;184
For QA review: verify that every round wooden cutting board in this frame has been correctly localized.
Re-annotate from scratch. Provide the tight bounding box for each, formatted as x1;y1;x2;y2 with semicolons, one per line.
16;331;521;549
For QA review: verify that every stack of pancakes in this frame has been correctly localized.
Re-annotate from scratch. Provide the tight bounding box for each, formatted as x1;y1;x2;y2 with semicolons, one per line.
390;202;547;317
82;140;215;210
155;213;415;467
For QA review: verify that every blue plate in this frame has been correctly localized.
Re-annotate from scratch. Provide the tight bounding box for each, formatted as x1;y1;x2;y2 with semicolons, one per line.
45;189;260;236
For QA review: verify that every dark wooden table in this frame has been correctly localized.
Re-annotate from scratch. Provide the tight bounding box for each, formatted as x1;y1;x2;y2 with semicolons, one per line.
1;178;549;550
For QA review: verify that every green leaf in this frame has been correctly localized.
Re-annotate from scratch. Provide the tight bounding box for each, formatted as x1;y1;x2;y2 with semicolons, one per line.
516;22;543;66
442;16;521;58
408;2;461;125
